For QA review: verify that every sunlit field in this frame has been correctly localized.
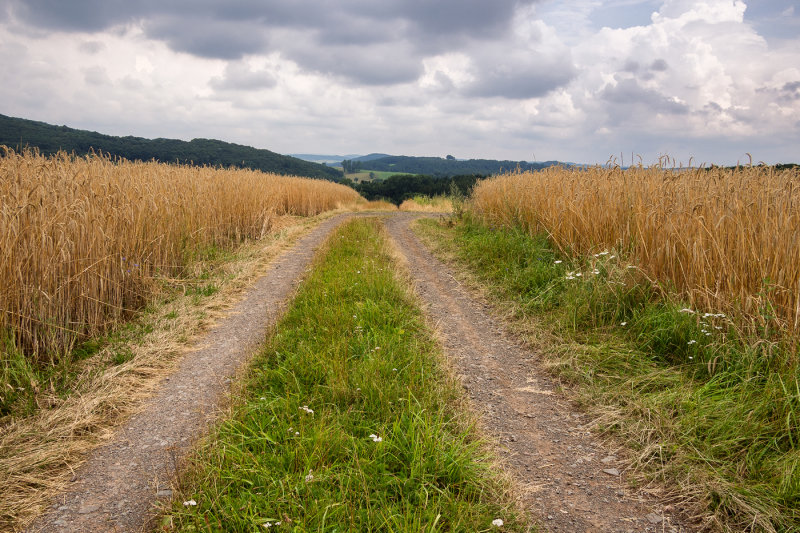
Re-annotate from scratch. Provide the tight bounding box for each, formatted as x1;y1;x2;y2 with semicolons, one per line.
0;148;360;362
471;163;800;337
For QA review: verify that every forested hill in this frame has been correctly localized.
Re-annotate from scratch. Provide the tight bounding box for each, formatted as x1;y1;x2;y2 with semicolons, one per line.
0;114;343;180
354;155;561;176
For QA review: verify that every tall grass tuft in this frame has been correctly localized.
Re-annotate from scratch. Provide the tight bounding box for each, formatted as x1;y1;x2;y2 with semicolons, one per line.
470;163;800;340
0;148;360;364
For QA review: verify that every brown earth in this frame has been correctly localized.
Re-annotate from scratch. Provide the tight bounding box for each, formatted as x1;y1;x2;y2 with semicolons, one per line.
384;213;691;533
24;213;693;532
25;214;361;533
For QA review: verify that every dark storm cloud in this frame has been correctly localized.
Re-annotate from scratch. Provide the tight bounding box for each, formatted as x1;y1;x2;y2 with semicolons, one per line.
144;15;269;60
466;63;575;99
3;0;555;90
2;0;140;31
601;78;688;115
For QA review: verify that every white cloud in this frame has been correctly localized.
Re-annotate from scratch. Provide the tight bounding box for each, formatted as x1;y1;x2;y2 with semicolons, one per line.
0;0;797;164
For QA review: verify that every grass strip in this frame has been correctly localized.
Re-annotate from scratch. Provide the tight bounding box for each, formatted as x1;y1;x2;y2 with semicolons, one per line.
415;216;800;533
164;218;526;532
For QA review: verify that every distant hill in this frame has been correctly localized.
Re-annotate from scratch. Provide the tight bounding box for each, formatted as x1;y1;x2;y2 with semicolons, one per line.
352;153;393;162
346;155;562;177
290;153;363;165
0;114;343;181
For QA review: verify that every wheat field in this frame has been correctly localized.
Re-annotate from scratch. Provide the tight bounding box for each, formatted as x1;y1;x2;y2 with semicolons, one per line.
470;163;800;334
0;148;360;361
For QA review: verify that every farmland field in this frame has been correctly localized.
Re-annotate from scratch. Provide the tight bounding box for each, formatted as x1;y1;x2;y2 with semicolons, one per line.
344;169;415;182
470;164;800;336
0;148;360;365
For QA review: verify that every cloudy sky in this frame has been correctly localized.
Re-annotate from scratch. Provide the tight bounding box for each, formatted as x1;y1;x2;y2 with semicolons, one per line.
1;0;798;165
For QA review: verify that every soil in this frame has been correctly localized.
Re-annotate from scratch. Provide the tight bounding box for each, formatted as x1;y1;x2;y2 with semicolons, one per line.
384;214;691;533
26;212;693;532
26;214;357;533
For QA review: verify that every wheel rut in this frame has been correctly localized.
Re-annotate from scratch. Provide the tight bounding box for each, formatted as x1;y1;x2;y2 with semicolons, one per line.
27;214;359;533
27;212;691;532
383;214;690;533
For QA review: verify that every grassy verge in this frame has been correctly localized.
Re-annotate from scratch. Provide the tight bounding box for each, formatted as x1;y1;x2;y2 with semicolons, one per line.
163;218;526;532
414;216;800;533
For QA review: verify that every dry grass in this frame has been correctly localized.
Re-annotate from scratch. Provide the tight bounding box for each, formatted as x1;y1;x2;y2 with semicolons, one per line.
0;148;360;361
0;212;324;530
471;163;800;336
399;195;453;213
347;199;398;211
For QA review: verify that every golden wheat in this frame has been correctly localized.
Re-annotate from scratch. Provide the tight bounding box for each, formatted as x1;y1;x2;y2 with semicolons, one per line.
399;195;453;213
470;164;800;333
0;148;360;360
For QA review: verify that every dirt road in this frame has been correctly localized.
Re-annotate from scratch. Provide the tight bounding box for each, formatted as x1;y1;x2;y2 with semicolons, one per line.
27;213;687;532
384;214;686;533
27;214;357;533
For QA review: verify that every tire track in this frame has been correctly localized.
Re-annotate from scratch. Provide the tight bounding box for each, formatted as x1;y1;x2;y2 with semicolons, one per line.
384;214;689;533
27;214;358;533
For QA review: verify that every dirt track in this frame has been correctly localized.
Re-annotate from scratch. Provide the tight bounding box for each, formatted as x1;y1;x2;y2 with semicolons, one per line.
385;214;688;533
27;213;688;532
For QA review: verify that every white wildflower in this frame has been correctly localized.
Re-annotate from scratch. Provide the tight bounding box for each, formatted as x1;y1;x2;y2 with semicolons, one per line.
369;434;383;442
492;518;504;527
300;405;314;415
591;269;600;275
575;272;582;277
183;500;197;507
305;471;314;483
621;322;627;326
687;340;697;345
263;522;272;528
554;260;562;264
295;431;300;436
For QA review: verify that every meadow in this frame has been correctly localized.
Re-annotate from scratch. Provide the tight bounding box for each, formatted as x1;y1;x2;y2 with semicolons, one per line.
0;148;359;387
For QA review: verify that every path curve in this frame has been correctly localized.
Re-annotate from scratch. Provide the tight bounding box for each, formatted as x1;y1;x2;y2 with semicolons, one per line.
27;214;359;533
384;214;689;533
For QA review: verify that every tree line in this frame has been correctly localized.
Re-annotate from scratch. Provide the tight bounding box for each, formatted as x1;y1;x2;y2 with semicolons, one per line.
351;173;485;205
0;113;343;181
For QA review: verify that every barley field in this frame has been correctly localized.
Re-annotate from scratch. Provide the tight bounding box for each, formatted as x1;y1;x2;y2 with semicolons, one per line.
0;148;360;361
470;164;800;335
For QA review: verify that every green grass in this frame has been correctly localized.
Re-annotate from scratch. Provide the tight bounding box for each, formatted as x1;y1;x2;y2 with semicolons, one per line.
346;170;415;182
163;218;527;532
415;215;800;533
1;241;243;420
